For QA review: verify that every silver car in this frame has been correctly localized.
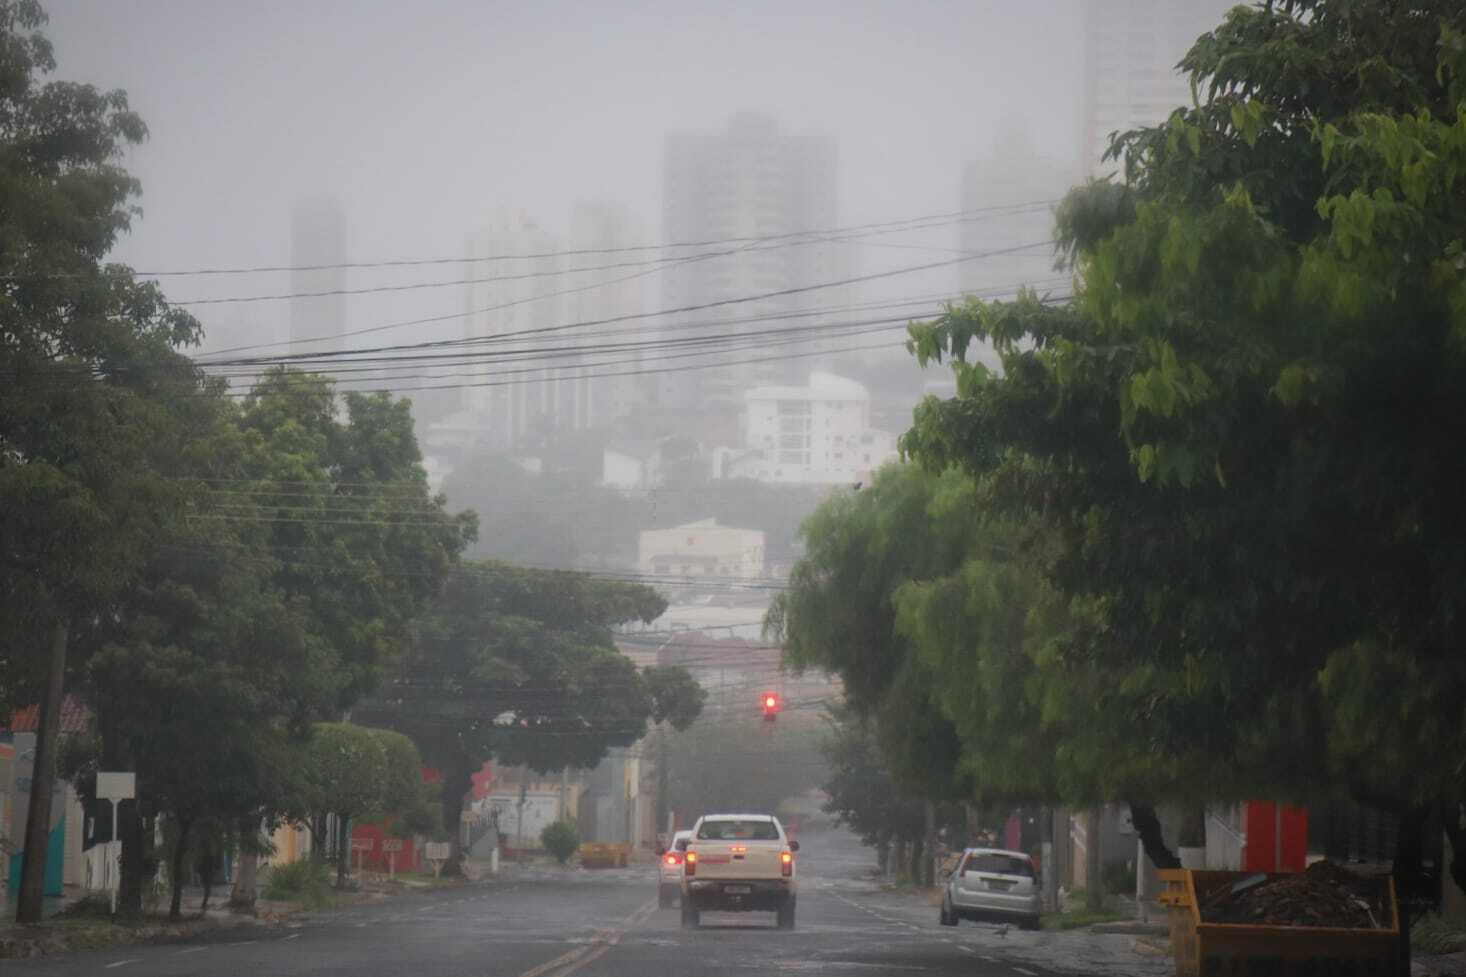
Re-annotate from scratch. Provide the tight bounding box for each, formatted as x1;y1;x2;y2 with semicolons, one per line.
939;847;1041;930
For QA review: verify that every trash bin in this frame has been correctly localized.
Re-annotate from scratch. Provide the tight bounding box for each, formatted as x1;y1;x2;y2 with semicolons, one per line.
1158;866;1400;977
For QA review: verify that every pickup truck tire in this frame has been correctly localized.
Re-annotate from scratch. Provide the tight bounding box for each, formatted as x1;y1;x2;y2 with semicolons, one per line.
681;903;700;929
776;899;796;930
939;893;958;927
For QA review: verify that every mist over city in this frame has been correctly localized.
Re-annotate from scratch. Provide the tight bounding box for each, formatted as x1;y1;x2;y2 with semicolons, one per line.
6;2;1466;976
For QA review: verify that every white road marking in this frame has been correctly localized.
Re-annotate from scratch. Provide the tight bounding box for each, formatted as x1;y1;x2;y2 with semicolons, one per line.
174;946;208;955
282;933;301;941
228;939;258;946
104;960;142;969
958;945;975;953
1013;969;1038;976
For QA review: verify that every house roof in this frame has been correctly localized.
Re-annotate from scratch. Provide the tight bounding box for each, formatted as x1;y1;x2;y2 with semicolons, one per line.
6;696;91;735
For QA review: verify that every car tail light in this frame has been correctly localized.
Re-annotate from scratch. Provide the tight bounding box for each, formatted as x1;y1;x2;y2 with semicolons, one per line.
781;850;794;877
664;853;681;866
685;851;697;877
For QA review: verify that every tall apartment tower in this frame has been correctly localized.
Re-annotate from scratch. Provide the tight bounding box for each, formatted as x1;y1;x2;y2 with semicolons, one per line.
461;211;563;451
660;113;840;411
960;123;1076;300
1081;0;1234;177
288;198;347;354
564;202;648;424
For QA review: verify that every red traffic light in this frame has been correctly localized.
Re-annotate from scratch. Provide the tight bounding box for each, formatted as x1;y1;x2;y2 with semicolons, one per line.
761;692;782;721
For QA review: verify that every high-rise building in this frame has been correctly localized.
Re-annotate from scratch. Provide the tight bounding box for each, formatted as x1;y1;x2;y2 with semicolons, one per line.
288;198;347;353
461;210;563;451
660;113;841;411
1081;0;1233;177
565;202;648;424
960;124;1076;301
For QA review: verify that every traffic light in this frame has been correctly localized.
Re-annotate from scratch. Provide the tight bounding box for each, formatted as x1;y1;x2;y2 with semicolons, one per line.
761;691;782;722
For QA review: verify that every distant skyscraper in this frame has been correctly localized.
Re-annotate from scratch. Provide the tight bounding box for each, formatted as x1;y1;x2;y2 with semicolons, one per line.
1081;0;1233;177
960;124;1075;301
565;201;647;424
462;210;563;451
288;198;347;353
660;113;841;410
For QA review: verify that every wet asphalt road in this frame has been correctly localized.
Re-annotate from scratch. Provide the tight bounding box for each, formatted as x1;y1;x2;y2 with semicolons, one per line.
8;829;1165;977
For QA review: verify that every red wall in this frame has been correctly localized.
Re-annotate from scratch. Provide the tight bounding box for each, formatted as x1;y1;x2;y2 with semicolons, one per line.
1243;801;1309;872
350;821;420;873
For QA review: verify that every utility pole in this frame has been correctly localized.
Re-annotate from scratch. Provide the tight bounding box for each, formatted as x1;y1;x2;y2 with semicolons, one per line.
17;621;69;924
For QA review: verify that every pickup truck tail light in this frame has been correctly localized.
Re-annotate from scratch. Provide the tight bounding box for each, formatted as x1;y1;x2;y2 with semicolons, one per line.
781;850;794;877
685;851;697;877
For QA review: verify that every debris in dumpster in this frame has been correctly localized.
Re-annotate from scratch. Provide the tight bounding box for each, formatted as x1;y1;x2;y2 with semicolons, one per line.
1198;860;1390;929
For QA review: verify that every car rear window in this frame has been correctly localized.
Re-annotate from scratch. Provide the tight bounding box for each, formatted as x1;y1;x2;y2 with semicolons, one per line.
965;853;1033;877
696;819;779;841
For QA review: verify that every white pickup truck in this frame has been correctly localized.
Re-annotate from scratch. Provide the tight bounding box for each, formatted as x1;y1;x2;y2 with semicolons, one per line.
674;813;798;929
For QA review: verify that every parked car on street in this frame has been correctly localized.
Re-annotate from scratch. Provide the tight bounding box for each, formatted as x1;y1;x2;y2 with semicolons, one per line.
939;847;1041;930
657;830;693;907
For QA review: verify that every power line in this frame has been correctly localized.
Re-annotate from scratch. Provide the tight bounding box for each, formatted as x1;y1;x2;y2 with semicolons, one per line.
193;240;1055;362
64;201;1060;280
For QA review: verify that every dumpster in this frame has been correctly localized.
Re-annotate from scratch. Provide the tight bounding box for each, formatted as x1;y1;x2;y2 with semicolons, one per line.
1158;865;1399;977
579;843;630;869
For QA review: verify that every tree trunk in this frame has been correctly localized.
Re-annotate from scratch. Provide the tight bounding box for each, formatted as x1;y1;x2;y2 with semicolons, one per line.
893;837;908;883
310;814;329;863
335;815;352;889
1129;802;1181;869
438;758;473;877
16;621;69;924
876;838;890;877
169;818;192;921
922;800;937;887
909;837;924;885
1392;806;1428;977
1085;808;1104;912
229;815;260;913
117;802;148;919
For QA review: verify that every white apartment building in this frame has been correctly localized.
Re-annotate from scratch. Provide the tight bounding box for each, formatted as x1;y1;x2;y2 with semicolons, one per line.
1081;0;1235;177
288;198;347;354
638;518;766;580
660;113;843;410
715;371;898;485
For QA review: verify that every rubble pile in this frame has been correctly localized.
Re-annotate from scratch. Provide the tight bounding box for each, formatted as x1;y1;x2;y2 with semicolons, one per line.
1199;861;1390;929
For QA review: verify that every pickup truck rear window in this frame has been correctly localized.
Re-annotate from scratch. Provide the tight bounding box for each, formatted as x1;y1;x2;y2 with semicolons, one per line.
696;820;780;841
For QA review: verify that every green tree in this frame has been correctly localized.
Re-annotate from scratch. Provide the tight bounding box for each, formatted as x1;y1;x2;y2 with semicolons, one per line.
902;0;1466;900
662;714;827;822
353;562;688;871
0;0;215;922
305;723;387;889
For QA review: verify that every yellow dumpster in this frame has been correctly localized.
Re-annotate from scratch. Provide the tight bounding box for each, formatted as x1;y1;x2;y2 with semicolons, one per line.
1158;866;1400;977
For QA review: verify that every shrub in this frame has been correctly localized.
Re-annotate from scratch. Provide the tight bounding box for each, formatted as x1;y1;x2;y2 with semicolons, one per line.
263;858;333;908
540;821;580;865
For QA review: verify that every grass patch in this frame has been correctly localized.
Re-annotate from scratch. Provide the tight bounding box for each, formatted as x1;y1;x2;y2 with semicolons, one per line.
1412;915;1466;956
263;860;336;910
1043;908;1131;930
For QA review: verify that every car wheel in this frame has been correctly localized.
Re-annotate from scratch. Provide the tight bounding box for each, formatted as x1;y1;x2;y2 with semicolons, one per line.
939;893;958;927
681;903;700;929
777;899;796;930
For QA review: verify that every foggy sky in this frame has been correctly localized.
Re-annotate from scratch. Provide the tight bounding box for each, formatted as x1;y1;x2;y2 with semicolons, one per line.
46;0;1087;350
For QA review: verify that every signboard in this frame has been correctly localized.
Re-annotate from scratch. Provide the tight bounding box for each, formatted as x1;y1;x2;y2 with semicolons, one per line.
96;772;136;801
351;837;374;851
381;839;405;853
424;842;450;861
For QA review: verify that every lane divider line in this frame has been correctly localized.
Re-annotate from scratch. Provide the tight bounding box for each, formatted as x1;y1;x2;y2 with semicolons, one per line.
104;960;141;969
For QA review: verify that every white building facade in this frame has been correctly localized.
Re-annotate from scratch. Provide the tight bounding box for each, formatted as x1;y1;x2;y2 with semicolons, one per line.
716;371;897;485
638;518;765;580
